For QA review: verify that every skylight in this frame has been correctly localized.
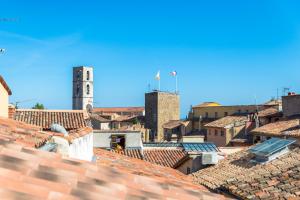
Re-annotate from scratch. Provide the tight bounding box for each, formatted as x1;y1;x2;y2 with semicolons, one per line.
249;138;296;163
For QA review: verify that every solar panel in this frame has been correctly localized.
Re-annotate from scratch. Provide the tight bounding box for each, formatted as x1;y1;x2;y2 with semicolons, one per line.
182;143;219;152
143;142;181;147
249;138;296;157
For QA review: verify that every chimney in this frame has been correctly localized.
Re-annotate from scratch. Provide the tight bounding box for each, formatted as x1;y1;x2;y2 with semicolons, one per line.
288;92;296;96
8;104;15;119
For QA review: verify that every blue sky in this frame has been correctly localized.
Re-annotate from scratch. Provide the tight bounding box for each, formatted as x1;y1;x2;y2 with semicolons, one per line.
1;0;300;117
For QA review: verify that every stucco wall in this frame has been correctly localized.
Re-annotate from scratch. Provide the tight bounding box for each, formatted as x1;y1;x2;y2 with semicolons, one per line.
0;83;9;118
93;131;142;149
206;125;246;147
52;133;94;161
192;105;258;131
69;133;94;161
176;155;203;174
207;127;227;146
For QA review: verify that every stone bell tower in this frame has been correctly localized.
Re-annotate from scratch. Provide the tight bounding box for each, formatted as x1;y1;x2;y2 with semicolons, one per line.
72;66;93;110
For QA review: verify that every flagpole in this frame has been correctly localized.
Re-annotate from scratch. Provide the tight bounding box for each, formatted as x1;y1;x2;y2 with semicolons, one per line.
159;79;161;91
175;75;178;94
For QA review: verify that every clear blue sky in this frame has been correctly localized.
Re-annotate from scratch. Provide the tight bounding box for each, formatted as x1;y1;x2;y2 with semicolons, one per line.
1;0;300;117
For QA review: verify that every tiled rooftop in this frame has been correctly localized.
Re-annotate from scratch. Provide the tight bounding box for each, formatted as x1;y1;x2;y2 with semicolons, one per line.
0;117;51;148
0;138;229;200
93;107;144;113
89;113;111;122
257;107;282;118
252;117;300;138
52;126;93;142
93;148;231;199
162;120;184;129
192;145;300;199
110;148;188;168
204;115;248;128
14;109;88;130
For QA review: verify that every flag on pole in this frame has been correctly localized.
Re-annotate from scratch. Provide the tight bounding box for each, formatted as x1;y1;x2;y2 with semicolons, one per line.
170;71;177;76
155;71;160;80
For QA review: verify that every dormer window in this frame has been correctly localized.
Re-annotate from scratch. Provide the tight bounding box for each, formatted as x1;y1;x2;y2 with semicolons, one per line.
87;71;90;81
87;84;90;95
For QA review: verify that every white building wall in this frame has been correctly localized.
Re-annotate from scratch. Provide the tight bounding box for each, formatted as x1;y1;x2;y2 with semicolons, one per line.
0;83;9;118
69;133;94;161
93;131;142;149
52;133;94;161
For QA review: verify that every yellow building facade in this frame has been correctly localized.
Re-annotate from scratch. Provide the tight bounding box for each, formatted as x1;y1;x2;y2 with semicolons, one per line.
0;76;12;118
190;102;259;132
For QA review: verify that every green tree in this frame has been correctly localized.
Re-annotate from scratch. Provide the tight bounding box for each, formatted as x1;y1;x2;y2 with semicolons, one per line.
32;103;45;110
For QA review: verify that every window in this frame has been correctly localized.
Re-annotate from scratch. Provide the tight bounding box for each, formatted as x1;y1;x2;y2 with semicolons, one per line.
215;112;218;118
205;112;208;118
77;71;80;80
111;135;125;149
87;71;90;81
246;110;249;113
187;167;191;174
224;112;228;117
221;130;225;136
76;84;80;95
87;84;90;95
215;129;218;136
238;110;241;113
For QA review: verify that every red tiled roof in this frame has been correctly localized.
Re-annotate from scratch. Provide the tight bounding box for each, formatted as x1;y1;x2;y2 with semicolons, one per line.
14;109;88;130
51;126;93;142
0;75;12;95
144;149;188;168
0;117;51;148
111;148;188;168
93;107;144;113
0;137;229;200
162;120;183;129
89;113;111;122
252;117;300;138
204;115;248;128
93;148;229;199
192;146;300;199
257;107;282;118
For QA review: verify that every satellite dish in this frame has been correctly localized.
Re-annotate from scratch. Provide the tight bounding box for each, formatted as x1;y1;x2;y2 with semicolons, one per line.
86;104;93;113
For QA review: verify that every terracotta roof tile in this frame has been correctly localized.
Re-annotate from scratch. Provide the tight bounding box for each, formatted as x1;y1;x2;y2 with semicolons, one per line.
192;146;300;199
252;117;300;138
93;107;144;113
162;120;183;129
0;117;51;148
111;148;188;168
14;109;88;130
51;126;93;142
0;138;229;199
205;115;248;128
257;107;282;118
89;113;111;122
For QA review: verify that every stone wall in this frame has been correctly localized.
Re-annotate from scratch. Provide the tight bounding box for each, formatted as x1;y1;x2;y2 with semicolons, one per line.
145;91;180;141
282;94;300;117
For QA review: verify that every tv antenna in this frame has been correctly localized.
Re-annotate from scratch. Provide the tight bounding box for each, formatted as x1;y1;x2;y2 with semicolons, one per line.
14;99;35;109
